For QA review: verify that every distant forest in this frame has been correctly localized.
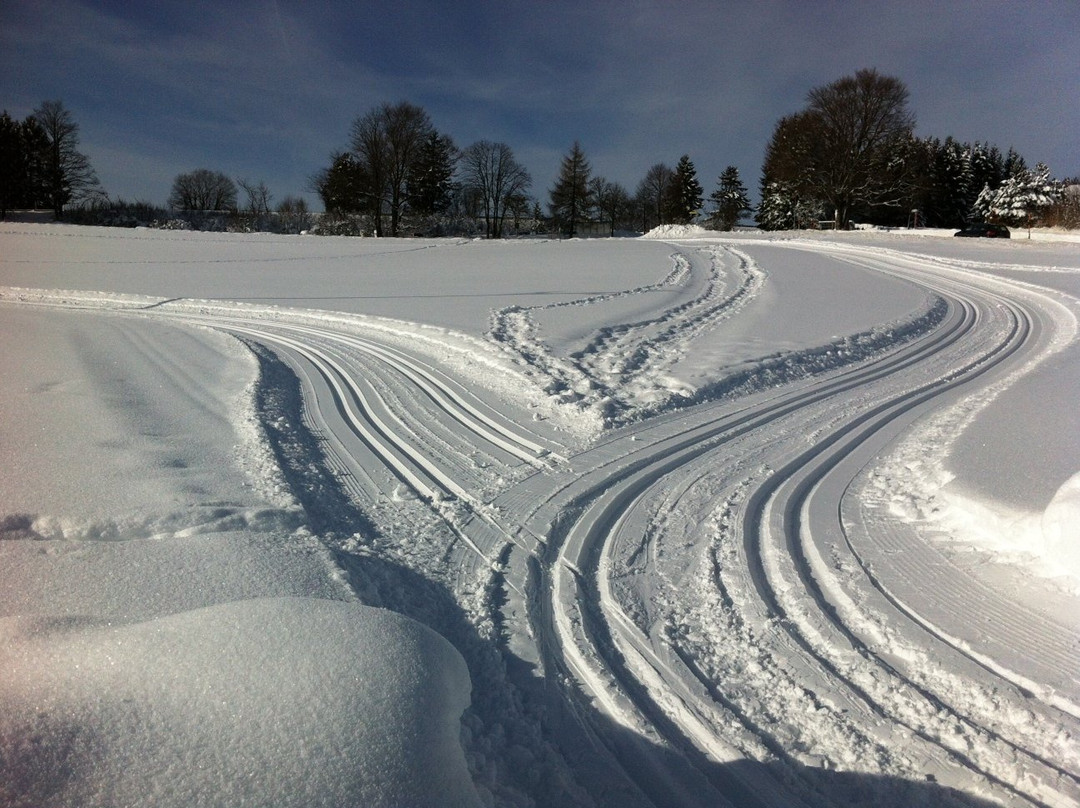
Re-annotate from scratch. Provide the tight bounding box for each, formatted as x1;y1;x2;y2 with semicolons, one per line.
3;70;1077;234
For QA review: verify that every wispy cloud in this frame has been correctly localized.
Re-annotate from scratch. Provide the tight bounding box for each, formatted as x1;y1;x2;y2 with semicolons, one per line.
4;0;1077;205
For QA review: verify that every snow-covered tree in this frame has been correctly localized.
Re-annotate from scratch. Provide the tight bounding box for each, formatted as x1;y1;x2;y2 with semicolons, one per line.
1045;180;1080;229
756;179;821;230
979;162;1059;229
967;142;1005;212
668;154;703;224
920;136;972;228
709;165;750;230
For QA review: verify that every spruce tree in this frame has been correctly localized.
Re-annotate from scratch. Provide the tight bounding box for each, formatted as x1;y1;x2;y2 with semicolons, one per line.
986;162;1058;229
710;165;751;230
669;154;703;224
407;131;457;217
548;141;591;237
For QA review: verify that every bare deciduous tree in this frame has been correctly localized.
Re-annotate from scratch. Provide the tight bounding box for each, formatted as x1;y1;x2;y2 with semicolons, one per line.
635;163;674;231
764;69;916;227
32;100;104;216
459;140;531;238
350;101;434;235
589;176;631;236
168;169;238;211
238;178;272;215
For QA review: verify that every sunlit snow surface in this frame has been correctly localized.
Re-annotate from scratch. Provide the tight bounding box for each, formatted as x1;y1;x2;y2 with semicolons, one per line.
1;222;1078;807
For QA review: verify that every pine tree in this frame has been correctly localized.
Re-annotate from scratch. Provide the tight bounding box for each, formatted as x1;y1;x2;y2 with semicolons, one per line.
548;141;591;237
668;154;703;224
1003;147;1028;180
918;136;972;228
935;137;972;227
407;131;457;217
756;179;821;230
986;162;1058;229
709;165;751;230
311;152;367;214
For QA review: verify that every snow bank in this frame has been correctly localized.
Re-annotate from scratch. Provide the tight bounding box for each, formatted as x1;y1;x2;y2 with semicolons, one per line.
641;223;711;239
1042;473;1080;575
929;474;1080;585
0;597;482;808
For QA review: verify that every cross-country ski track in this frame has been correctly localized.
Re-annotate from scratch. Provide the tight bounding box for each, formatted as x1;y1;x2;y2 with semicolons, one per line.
3;234;1077;807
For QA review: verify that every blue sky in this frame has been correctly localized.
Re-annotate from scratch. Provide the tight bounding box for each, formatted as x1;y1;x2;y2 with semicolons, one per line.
3;0;1078;210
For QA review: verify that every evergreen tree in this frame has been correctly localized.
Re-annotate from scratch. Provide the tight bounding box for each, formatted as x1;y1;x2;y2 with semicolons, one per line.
759;112;823;227
407;131;457;217
971;183;996;223
668;154;703;224
756;179;821;230
931;136;972;227
709;165;750;230
311;152;366;214
913;136;972;228
983;162;1058;228
968;142;1005;201
548;141;592;237
19;115;51;209
1003;147;1028;179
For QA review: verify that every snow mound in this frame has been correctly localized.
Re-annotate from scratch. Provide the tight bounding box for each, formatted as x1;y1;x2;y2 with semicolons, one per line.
641;223;710;239
1041;472;1080;580
0;597;481;808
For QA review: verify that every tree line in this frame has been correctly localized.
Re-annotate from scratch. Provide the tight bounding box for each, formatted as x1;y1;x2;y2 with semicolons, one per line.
758;68;1075;230
0;101;105;218
309;103;754;238
4;72;1077;232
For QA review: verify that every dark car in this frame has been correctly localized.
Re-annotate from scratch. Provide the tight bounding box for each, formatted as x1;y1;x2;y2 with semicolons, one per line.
954;223;1011;238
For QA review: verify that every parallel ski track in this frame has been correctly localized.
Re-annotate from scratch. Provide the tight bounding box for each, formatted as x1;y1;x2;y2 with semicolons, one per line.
525;246;1076;806
515;294;974;805
9;237;1077;807
155;314;555;568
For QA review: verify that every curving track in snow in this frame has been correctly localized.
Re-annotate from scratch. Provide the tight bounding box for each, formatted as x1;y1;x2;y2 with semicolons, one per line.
7;237;1076;806
477;242;1079;807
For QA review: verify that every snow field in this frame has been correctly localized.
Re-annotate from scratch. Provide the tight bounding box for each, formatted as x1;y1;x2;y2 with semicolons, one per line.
2;223;1079;806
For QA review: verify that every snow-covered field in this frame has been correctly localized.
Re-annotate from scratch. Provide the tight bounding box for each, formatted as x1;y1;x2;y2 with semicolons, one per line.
2;222;1078;807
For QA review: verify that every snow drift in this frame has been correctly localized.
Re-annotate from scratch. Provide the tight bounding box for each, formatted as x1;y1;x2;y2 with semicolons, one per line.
0;597;481;808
